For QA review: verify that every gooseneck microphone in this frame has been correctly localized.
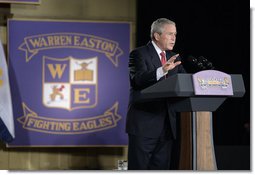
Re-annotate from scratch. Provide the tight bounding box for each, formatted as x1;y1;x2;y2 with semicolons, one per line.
186;55;214;72
197;56;214;70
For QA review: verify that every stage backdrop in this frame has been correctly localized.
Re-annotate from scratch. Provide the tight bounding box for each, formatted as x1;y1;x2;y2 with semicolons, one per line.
8;19;130;147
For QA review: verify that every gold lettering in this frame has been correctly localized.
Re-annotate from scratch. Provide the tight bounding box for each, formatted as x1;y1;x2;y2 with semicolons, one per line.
80;37;89;47
27;118;36;126
47;64;67;79
87;120;96;129
79;122;88;130
101;41;115;52
29;35;72;48
26;118;71;131
87;38;115;52
28;38;41;48
91;38;102;49
99;117;113;127
73;88;90;104
73;36;80;46
58;122;70;131
60;35;72;46
88;38;95;48
36;120;44;128
54;36;60;45
72;122;80;131
47;36;55;47
49;121;58;130
40;37;48;47
43;121;50;130
29;37;49;48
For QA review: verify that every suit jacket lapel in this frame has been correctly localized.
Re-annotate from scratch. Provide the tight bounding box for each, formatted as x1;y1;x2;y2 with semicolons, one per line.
147;42;162;68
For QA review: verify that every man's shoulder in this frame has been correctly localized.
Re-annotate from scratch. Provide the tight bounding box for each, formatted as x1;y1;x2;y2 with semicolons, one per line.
130;42;153;54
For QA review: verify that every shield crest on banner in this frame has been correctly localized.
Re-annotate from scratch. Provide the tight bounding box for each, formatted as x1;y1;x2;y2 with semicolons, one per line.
42;56;98;111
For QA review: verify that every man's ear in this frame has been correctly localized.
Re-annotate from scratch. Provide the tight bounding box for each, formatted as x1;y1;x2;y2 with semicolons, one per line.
154;33;160;41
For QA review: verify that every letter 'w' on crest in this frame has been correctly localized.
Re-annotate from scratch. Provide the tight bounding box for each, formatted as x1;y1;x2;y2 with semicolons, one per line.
0;39;15;143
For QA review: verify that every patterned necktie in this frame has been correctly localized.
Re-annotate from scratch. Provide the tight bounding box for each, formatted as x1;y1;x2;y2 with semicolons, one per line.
160;51;166;65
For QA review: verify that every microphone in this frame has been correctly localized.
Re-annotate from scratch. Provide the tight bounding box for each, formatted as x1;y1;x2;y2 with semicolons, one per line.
187;55;198;64
186;55;214;72
187;55;205;70
198;56;214;70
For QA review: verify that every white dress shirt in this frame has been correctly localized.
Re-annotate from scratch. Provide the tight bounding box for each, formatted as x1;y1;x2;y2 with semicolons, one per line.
151;41;168;80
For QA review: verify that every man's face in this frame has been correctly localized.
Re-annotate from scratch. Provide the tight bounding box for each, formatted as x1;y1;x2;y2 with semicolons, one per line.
155;24;177;51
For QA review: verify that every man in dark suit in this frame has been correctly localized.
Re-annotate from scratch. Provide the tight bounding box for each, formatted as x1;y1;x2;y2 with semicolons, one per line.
126;18;186;170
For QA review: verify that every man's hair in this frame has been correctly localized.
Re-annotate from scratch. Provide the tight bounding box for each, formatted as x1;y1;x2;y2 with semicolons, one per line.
150;18;176;40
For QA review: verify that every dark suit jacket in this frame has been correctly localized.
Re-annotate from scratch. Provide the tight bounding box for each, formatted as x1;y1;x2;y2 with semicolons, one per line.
126;41;186;139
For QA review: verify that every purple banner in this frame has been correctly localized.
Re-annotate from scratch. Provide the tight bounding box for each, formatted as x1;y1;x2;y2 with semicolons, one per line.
192;70;233;96
8;19;130;147
0;0;40;4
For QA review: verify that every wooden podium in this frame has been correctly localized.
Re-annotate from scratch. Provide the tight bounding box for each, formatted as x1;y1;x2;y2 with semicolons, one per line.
140;73;245;170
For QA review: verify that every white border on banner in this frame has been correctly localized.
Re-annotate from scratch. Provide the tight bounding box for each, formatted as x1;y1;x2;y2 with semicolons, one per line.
251;5;254;173
0;4;251;175
251;1;255;9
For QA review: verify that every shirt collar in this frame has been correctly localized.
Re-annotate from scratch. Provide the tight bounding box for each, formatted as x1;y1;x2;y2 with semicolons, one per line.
151;40;165;57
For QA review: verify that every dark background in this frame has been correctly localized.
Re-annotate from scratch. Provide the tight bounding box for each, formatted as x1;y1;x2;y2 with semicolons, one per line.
136;0;250;170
